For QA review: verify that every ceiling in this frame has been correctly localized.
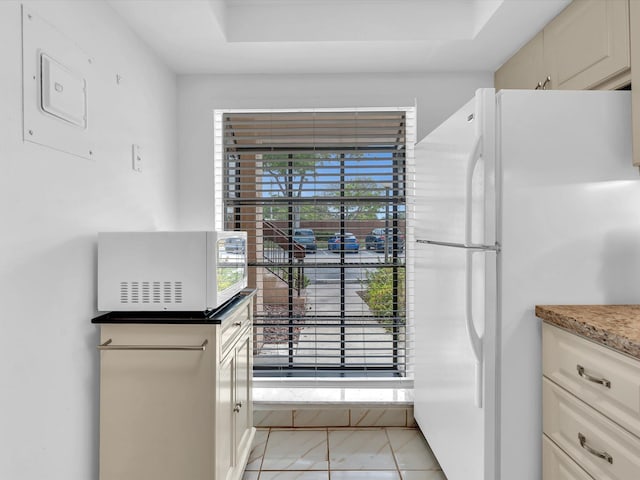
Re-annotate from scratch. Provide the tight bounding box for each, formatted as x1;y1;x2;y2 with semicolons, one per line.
108;0;571;75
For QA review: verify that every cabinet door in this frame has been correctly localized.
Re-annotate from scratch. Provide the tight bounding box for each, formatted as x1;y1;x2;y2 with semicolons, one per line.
495;31;545;91
543;0;630;90
234;331;253;456
217;350;235;480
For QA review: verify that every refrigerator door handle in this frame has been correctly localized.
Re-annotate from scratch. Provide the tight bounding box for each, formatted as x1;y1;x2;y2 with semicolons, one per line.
465;135;482;245
416;239;500;252
466;250;484;408
466;134;484;408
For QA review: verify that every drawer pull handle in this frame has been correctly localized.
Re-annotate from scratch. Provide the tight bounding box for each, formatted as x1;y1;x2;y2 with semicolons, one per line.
576;365;611;388
234;321;242;327
97;338;208;351
578;433;613;464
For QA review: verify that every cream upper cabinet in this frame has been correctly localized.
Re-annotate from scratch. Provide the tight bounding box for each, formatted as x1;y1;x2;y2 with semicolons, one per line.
544;0;630;90
495;0;639;168
495;0;631;91
495;32;546;91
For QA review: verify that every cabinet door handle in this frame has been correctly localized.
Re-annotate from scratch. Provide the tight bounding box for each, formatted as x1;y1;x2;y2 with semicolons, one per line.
234;321;242;327
541;76;551;90
97;338;208;351
233;402;243;413
578;433;613;464
577;364;611;388
534;76;552;90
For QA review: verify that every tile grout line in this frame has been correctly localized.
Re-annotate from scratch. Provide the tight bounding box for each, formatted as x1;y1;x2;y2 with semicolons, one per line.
326;427;331;480
251;426;440;480
384;427;404;480
257;428;271;475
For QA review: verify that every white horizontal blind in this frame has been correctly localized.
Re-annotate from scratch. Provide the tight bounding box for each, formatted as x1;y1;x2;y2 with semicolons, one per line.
216;108;415;377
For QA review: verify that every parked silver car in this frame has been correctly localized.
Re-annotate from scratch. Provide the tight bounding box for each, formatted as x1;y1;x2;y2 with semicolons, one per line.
293;229;317;252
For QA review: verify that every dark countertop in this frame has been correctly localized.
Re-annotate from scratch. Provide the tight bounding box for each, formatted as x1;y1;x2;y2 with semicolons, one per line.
535;304;640;360
92;288;256;325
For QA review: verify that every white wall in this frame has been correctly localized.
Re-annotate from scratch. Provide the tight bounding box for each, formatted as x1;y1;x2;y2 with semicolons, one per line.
0;2;177;479
177;72;493;229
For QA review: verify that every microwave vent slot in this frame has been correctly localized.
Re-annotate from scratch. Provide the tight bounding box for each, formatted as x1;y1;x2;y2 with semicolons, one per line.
175;282;183;303
119;282;128;304
153;282;161;303
131;282;140;303
142;283;150;303
119;281;184;305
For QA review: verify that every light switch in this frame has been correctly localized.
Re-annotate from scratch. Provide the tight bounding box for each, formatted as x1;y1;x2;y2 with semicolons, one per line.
40;53;86;128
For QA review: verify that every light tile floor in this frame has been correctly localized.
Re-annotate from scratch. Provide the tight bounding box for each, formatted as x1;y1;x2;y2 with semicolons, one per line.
243;427;447;480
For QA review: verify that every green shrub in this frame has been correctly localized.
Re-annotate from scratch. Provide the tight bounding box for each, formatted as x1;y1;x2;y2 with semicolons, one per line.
364;267;406;326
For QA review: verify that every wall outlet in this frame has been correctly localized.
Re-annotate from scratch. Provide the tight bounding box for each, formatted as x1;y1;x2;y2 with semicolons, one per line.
132;144;142;172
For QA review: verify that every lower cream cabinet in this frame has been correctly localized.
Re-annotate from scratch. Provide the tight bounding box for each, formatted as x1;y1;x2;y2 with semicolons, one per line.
542;322;640;480
95;292;255;480
631;0;640;167
217;327;253;480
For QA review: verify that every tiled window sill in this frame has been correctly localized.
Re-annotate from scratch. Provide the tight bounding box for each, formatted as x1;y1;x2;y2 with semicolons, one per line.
253;377;413;405
252;379;415;428
253;386;413;408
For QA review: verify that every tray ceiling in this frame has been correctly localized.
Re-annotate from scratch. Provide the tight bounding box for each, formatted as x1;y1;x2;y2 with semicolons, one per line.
108;0;571;74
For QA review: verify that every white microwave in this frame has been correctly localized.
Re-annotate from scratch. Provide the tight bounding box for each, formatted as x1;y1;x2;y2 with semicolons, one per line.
98;231;248;312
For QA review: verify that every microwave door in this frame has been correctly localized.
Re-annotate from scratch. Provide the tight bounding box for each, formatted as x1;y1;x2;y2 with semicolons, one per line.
210;233;248;308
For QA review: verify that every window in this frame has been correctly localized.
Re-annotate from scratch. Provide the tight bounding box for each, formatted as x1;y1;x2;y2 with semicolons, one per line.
214;108;416;377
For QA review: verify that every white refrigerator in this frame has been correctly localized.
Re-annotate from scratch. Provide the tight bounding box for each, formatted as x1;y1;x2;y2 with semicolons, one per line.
412;88;640;480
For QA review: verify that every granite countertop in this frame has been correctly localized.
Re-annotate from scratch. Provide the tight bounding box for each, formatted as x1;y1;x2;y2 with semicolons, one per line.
535;305;640;361
92;288;256;325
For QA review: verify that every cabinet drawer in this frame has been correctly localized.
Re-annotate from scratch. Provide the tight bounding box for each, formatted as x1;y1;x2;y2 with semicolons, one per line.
221;301;251;354
543;434;594;480
543;378;640;480
543;323;640;438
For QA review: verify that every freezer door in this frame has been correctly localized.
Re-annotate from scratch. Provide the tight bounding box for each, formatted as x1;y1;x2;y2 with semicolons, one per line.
412;88;497;480
413;92;496;249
